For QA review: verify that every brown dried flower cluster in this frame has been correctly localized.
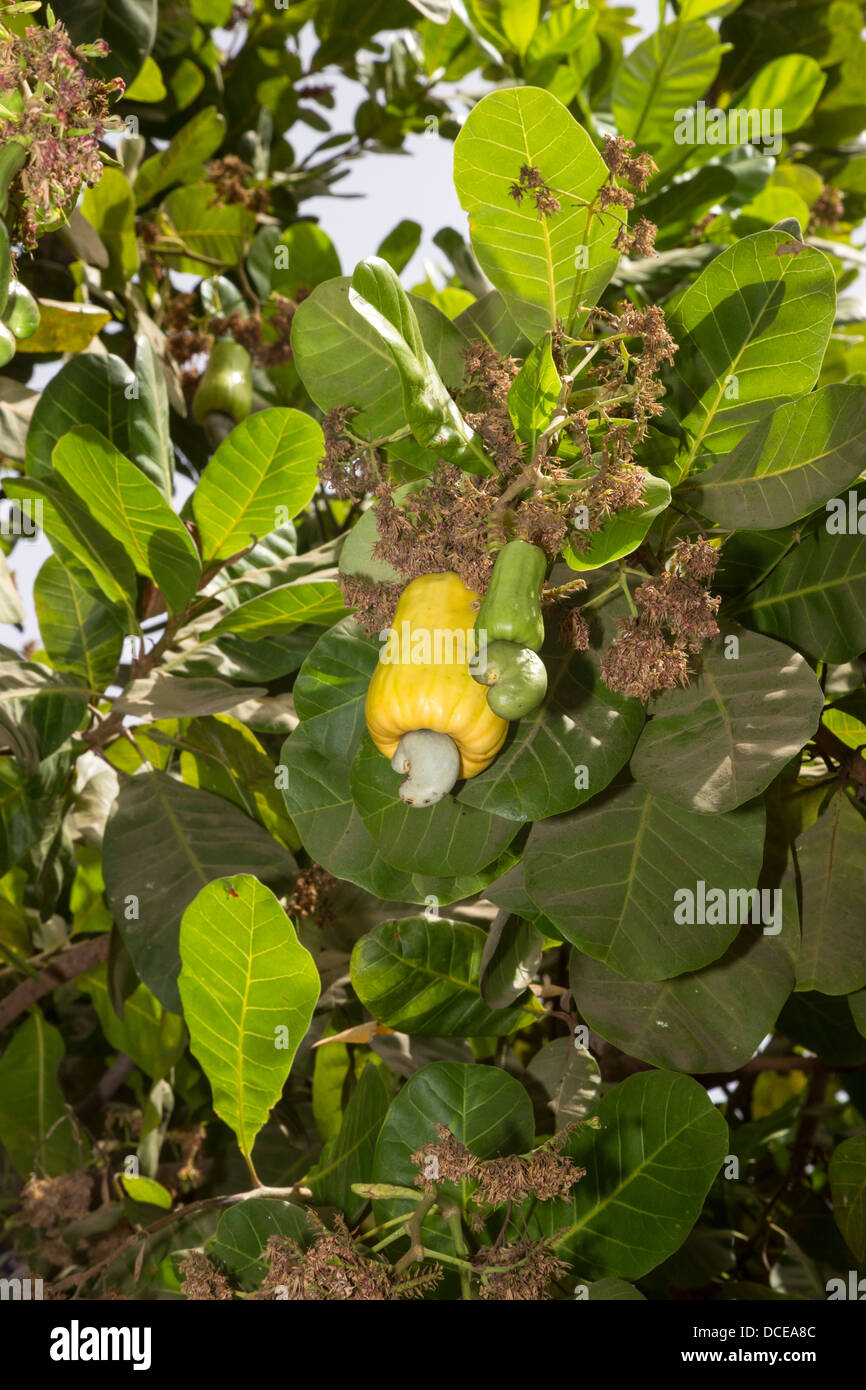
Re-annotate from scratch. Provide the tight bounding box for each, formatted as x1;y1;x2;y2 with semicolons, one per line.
205;155;269;214
509;163;562;218
210;293;297;368
289;863;337;923
19;1172;92;1231
475;1237;569;1300
317;406;380;500
601;134;658;191
809;185;845;232
411;1123;585;1207
252;1216;442;1301
601;537;722;700
178;1251;234;1301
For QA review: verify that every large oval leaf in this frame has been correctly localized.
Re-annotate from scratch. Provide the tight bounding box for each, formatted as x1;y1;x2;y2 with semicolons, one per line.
570;920;796;1072
103;772;296;1012
25;352;133;480
192;409;324;564
529;1071;728;1278
521;782;766;980
630;626;824;812
453;86;619;340
789;792;866;995
564;472;671;572
179;875;320;1178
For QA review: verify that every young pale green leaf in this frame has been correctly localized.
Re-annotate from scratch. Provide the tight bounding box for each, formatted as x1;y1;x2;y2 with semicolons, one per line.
790;793;866;995
611;21;728;174
687;384;866;531
305;1063;390;1221
209;578;346;640
351;918;537;1035
192;408;324;563
569;920;797;1074
736;54;826;133
80;168;139;289
350;733;521;878
736;491;866;663
349;257;495;475
33;556;126;691
669;229;836;475
52;426;201;614
453;86;620;339
121;1175;172;1209
631;626;824;813
529;1071;728;1277
829;1135;866;1263
376;219;422;275
80;964;186;1081
25;352;134;480
134;105;226;207
564;471;671;571
128;332;173;498
0;1009;83;1177
506;333;560;452
499;0;539;55
103;772;296;1012
292;276;466;443
519;783;766;980
179;875;320;1175
270;222;342;299
3;476;138;613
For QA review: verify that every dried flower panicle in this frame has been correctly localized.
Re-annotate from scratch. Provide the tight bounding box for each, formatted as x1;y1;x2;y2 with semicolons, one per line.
601;537;722;700
289;863;337;923
509;164;562;218
19;1172;92;1232
475;1237;569;1300
205;155;269;214
411;1123;585;1207
178;1251;234;1301
253;1216;442;1301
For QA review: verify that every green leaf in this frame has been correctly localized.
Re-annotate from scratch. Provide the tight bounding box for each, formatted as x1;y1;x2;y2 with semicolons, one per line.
372;1061;534;1235
134;106;226;207
181;714;299;850
103;772;296;1012
349;257;494;475
81;168;139;289
128;332;174;497
292;277;466;443
458;600;644;821
829;1134;866;1263
519;783;765;979
271;222;342;298
453;87;620;339
25;353;134;481
193;408;324;563
350;733;521;878
161;185;256;274
0;1010;82;1177
179;875;319;1173
306;1062;390;1221
631;627;824;813
351;918;536;1036
526;3;595;66
669;230;836;475
0;659;91;760
738;491;866;663
210;580;346;640
500;0;539;55
113;673;264;719
121;1175;172;1209
564;472;671;571
479;911;544;1010
570;922;796;1072
3;476;137;612
612;21;727;174
0;760;43;875
376;219;422;275
507;333;560;453
209;1198;311;1288
790;793;866;995
81;964;186;1080
454;290;526;357
33;556;126;691
529;1071;728;1278
688;385;866;531
585;1277;646;1300
737;54;825;132
52;425;201;614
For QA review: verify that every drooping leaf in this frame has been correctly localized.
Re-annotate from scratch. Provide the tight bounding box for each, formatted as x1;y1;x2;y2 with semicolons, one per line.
33;557;126;692
0;1010;83;1177
179;875;319;1174
128;333;174;497
81;964;185;1080
790;792;866;995
306;1063;390;1221
209;579;347;640
103;773;296;1011
829;1135;866;1263
25;353;134;481
209;1198;312;1289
